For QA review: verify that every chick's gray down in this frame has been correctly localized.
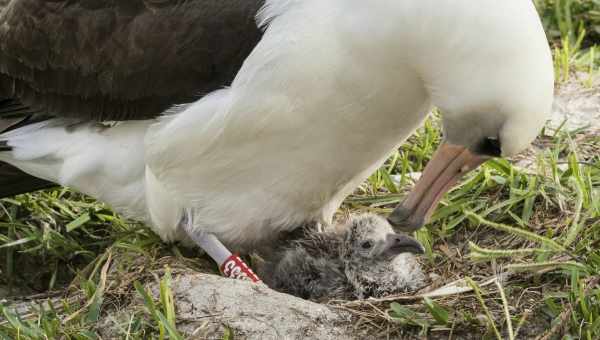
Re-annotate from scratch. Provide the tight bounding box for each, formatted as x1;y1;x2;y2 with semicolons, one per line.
260;213;426;301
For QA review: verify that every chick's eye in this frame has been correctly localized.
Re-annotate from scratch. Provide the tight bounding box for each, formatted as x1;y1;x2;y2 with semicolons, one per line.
361;241;373;250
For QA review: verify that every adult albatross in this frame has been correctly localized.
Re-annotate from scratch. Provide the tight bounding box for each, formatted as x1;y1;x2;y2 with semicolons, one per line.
0;0;553;280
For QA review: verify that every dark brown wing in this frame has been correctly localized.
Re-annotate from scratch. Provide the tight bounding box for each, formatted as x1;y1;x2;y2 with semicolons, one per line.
0;0;264;121
0;0;264;197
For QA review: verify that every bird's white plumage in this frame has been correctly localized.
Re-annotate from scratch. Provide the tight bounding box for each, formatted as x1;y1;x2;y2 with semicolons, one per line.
0;120;150;221
0;0;554;250
146;0;432;248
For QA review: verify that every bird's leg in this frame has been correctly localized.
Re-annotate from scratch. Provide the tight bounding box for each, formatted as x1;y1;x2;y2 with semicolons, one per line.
180;210;261;283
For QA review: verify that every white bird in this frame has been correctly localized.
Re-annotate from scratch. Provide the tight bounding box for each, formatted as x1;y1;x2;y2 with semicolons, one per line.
0;0;554;279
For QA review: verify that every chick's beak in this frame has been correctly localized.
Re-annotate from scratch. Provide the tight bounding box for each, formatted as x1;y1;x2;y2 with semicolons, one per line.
380;233;425;257
388;143;488;232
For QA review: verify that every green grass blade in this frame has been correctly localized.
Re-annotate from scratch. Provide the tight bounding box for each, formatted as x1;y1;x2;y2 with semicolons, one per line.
465;211;566;251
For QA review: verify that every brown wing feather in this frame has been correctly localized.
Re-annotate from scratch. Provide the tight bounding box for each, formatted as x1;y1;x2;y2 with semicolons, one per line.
0;0;264;120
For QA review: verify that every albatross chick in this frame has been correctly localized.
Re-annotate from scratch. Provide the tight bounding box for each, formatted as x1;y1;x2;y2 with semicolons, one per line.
261;214;425;301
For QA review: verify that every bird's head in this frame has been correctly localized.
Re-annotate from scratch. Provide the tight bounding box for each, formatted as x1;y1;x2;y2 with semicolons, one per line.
340;214;426;298
384;0;555;231
341;214;424;265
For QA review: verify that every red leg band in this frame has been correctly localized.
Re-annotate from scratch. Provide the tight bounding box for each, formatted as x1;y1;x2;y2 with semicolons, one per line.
220;254;261;283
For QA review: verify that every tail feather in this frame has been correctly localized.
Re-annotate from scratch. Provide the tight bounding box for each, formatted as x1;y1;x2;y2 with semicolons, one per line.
0;118;67;197
0;118;151;220
0;140;10;152
0;98;55;197
0;95;151;220
0;162;54;197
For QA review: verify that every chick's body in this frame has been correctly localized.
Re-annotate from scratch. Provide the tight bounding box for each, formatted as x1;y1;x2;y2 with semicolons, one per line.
267;234;350;301
262;214;425;301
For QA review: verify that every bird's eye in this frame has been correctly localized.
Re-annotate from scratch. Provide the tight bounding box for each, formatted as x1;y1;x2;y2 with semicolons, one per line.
478;137;502;157
361;241;373;249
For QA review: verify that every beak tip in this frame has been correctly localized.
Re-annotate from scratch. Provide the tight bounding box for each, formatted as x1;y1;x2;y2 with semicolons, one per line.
385;235;426;256
414;243;426;255
406;240;426;255
388;207;424;232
